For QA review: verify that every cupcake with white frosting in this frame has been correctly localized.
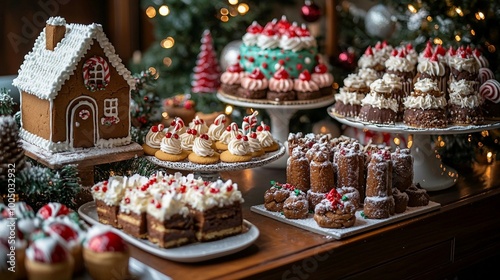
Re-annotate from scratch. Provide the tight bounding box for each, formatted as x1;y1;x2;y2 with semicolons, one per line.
448;79;483;125
358;78;399;124
188;134;220;164
403;78;448;128
142;124;165;156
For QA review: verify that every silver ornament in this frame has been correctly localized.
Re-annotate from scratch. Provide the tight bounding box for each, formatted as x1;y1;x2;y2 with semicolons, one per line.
365;4;396;39
219;40;242;71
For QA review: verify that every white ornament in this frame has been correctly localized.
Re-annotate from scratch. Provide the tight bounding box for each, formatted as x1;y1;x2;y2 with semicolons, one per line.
365;4;396;39
220;40;242;71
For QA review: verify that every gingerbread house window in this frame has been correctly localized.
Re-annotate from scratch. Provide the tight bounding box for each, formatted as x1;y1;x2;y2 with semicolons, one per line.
83;56;110;91
104;98;118;117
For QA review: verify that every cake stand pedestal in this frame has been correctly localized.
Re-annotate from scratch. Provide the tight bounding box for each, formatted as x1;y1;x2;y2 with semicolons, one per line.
145;142;285;181
217;92;335;168
328;107;500;191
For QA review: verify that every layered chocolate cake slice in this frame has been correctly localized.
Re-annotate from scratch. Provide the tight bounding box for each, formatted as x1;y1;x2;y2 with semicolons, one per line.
147;191;195;248
117;184;151;239
187;179;244;242
91;176;131;228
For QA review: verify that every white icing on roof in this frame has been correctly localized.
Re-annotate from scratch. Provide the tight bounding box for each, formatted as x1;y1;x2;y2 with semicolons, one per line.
46;16;66;26
13;20;135;100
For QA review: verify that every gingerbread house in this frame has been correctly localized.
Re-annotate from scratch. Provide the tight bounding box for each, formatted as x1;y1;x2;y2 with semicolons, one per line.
13;17;135;153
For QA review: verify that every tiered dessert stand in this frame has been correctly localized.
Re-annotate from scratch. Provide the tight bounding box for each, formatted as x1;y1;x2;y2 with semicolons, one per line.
217;91;335;168
145;142;285;181
327;106;500;191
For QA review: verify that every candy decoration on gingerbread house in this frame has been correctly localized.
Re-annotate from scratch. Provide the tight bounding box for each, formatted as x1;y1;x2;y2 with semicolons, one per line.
13;17;135;152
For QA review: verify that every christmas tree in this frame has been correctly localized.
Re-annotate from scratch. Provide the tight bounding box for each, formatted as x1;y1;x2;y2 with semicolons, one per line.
0;88;16;116
191;29;221;94
130;0;294;99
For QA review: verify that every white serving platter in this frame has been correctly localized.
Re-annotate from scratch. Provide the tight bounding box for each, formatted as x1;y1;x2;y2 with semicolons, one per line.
79;202;259;263
251;201;440;240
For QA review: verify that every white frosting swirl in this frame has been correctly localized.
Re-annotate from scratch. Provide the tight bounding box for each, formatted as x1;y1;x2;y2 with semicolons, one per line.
369;79;392;94
361;93;399;112
192;136;215;157
449;80;476;97
160;135;183;154
357;68;379;85
417;59;446;76
385;55;414;72
228;137;250;156
334;89;365;105
180;132;196;151
449;56;480;74
343;74;367;89
242;33;259;46
358;54;378;69
257;34;280;49
144;129;163;149
382;73;403;90
403;95;447;109
186;179;244;211
207;115;226;141
257;130;275;148
247;134;262;153
279;35;302;52
413;78;440;93
449;92;482;108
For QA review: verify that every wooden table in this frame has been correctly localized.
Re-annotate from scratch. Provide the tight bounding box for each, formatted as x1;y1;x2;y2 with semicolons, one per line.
129;162;500;280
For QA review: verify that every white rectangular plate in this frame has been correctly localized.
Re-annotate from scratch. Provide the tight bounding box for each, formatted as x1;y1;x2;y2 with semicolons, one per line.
78;202;259;263
251;201;440;239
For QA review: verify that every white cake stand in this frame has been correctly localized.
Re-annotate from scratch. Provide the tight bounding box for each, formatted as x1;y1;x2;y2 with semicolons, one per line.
327;106;500;191
217;91;335;168
145;142;285;181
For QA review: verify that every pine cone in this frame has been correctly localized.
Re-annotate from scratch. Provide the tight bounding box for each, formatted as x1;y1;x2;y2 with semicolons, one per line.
0;116;26;181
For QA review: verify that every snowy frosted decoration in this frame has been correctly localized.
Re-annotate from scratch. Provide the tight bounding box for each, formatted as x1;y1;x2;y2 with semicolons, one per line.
407;8;429;31
364;4;396;39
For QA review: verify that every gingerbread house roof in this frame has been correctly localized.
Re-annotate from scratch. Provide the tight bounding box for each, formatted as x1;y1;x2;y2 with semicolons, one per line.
13;17;135;101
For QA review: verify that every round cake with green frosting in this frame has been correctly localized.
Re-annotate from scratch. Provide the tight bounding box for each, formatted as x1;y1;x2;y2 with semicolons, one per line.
239;16;319;79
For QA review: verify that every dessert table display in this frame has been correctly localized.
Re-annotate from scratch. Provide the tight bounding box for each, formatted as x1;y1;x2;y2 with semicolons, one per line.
328;107;500;191
217;91;334;167
145;141;285;181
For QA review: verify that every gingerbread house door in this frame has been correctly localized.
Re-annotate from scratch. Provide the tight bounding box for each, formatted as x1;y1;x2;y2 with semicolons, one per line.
69;99;97;148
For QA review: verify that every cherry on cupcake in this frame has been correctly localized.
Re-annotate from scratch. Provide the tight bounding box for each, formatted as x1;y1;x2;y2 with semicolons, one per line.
298;70;312;81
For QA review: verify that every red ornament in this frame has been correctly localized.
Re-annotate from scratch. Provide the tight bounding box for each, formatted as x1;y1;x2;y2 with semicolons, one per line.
37;203;71;220
337;49;357;71
301;0;322;23
87;231;128;253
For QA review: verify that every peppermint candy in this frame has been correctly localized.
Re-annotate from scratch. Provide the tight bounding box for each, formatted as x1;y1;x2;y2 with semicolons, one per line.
478;67;495;84
480;79;500;104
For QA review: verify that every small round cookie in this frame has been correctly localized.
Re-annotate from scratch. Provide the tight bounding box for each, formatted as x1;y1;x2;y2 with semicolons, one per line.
220;150;253;162
215;141;228;151
154;150;189;162
142;144;159;156
188;152;220;164
262;141;280;152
